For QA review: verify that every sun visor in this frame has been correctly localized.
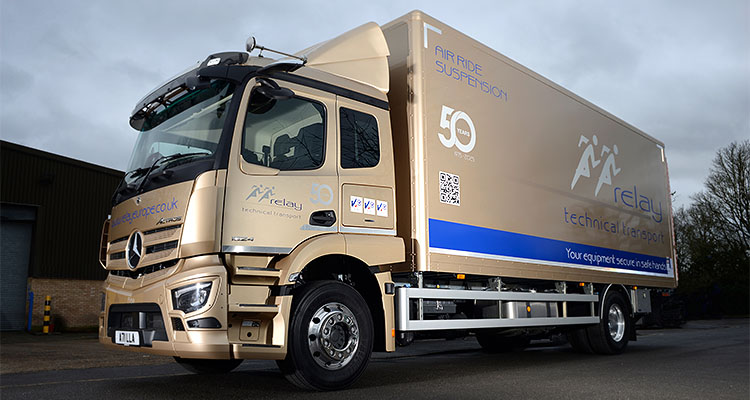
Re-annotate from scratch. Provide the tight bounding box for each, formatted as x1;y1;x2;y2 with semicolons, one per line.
296;22;390;94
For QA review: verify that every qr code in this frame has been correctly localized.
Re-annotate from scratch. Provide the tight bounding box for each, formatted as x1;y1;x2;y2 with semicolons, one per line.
439;171;460;206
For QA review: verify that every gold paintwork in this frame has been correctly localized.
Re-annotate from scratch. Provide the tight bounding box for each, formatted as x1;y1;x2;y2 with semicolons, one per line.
337;94;397;233
180;170;225;257
100;255;233;359
382;11;676;288
344;234;405;266
222;78;340;254
105;181;191;271
296;22;391;94
375;271;396;352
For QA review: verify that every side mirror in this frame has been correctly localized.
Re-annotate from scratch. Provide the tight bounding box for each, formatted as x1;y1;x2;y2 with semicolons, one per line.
254;84;294;100
186;76;211;91
246;36;256;53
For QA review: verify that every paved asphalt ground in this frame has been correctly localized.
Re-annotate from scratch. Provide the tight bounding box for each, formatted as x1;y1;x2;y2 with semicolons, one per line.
1;319;748;399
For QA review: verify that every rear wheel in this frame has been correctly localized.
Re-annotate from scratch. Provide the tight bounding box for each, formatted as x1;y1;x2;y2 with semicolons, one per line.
586;290;631;354
277;281;373;391
174;357;242;374
566;328;593;353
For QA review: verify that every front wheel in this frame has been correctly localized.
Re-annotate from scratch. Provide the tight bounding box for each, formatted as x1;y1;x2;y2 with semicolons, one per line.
277;281;373;391
586;290;631;354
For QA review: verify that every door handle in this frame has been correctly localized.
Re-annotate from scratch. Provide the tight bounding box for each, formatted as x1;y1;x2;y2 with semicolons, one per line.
309;210;336;227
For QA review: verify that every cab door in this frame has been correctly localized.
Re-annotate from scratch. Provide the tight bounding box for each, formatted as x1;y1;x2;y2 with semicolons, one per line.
336;96;396;235
222;80;339;254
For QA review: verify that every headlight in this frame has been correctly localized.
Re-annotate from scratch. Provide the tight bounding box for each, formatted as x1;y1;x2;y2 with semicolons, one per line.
172;282;212;314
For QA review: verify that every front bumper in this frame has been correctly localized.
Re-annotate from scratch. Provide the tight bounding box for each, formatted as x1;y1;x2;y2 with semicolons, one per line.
99;254;290;360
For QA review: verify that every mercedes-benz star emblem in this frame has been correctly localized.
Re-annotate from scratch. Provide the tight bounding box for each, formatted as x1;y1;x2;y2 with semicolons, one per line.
126;231;143;270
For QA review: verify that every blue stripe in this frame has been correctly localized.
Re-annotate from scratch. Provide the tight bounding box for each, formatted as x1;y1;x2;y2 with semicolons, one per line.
428;219;670;275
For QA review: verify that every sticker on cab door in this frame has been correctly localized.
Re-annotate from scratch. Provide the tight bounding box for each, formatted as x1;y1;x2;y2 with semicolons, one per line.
376;200;388;217
350;196;363;213
364;198;376;215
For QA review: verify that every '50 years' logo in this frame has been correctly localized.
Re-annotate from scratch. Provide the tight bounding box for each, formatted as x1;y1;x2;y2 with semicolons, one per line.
438;105;477;153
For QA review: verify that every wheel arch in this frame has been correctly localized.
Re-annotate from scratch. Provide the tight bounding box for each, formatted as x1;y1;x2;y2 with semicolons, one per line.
274;233;403;352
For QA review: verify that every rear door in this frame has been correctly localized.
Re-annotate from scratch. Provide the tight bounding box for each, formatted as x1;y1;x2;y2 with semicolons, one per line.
336;96;396;235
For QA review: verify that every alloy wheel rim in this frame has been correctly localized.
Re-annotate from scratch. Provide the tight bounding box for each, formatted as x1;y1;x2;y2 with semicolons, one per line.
608;303;626;342
307;302;360;370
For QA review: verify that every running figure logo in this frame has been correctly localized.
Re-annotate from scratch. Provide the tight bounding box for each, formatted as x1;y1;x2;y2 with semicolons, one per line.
571;134;621;196
246;184;276;202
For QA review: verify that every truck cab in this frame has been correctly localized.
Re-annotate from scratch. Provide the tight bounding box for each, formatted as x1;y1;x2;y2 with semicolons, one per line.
100;23;403;390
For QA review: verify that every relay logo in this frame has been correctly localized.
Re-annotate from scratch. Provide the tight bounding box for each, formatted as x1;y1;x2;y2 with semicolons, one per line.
246;184;302;211
246;184;276;202
570;135;663;223
571;134;621;196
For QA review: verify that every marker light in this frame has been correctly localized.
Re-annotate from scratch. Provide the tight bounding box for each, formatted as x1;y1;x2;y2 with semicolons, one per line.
456;274;466;280
172;282;212;314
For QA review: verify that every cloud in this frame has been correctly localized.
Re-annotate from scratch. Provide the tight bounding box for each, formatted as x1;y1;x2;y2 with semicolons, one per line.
1;0;747;209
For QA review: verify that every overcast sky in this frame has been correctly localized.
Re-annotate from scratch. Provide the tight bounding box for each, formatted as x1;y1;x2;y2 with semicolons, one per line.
1;1;747;208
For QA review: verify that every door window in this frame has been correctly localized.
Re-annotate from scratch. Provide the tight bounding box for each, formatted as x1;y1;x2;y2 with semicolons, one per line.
242;97;326;170
340;107;379;169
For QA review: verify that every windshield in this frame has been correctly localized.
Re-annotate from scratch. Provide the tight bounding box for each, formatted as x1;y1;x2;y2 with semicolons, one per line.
125;81;235;184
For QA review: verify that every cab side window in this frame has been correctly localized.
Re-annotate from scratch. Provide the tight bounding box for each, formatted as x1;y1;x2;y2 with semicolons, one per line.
340;108;379;169
242;96;325;170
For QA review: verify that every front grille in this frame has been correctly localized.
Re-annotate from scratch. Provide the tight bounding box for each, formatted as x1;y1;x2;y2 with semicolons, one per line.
146;240;178;254
110;259;178;279
110;235;128;245
144;224;181;235
109;224;180;246
107;303;167;346
110;251;125;260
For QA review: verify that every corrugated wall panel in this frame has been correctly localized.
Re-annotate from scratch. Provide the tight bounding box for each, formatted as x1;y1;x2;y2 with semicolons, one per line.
1;141;124;280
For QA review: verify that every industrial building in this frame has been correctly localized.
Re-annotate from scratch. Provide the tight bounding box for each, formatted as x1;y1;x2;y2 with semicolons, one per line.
0;140;123;331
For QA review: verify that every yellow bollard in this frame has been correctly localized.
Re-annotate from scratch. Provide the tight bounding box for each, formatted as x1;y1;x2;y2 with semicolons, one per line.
43;296;51;334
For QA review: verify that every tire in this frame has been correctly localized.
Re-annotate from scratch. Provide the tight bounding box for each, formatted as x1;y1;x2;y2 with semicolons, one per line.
586;290;631;354
174;357;242;374
566;328;594;354
277;281;373;391
476;332;530;353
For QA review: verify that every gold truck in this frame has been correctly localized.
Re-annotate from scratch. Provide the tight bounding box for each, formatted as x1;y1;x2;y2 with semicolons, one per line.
99;10;676;390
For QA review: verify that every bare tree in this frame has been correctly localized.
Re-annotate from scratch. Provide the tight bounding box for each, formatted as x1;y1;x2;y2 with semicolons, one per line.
692;140;749;251
675;140;749;317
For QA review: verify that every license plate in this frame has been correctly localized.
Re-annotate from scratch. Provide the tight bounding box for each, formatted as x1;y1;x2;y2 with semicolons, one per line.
115;330;140;346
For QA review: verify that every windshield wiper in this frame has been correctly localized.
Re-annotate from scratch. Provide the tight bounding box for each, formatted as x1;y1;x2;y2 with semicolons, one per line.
135;152;210;193
114;167;150;198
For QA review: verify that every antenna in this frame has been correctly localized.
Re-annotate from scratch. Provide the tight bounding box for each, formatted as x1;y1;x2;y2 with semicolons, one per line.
246;36;307;64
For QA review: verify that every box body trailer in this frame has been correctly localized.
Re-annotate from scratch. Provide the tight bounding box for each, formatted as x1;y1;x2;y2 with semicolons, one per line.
384;15;674;287
99;10;675;390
